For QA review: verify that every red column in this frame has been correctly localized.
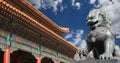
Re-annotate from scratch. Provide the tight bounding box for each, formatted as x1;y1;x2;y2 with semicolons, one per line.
4;47;10;63
36;57;41;63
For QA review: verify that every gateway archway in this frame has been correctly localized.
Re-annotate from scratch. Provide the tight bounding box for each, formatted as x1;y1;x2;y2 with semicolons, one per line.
41;57;54;63
11;49;36;63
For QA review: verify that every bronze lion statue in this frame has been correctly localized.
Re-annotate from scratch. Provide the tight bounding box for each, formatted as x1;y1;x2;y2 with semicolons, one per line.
74;9;120;60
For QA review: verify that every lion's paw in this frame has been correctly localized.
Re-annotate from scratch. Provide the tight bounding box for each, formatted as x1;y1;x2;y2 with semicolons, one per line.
79;48;88;57
99;53;113;60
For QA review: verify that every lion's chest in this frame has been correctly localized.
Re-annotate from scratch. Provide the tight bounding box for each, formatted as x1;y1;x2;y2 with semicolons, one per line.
87;27;107;42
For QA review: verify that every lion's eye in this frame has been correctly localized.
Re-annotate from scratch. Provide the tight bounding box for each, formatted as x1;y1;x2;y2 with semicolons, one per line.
90;17;94;19
87;17;94;20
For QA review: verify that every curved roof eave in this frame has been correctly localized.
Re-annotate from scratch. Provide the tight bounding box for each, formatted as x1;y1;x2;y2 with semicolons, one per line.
16;0;69;34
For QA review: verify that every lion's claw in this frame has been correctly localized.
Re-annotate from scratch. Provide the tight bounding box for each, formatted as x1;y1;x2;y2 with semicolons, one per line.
99;54;113;60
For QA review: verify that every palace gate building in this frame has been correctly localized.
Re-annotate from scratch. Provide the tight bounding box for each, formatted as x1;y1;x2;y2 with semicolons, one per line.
0;0;78;63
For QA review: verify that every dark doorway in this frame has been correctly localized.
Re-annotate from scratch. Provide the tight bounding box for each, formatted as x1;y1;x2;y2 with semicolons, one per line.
41;57;54;63
11;49;36;63
0;49;4;63
60;62;65;63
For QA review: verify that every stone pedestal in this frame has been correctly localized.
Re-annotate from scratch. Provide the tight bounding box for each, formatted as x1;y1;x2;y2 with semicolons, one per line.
74;58;120;63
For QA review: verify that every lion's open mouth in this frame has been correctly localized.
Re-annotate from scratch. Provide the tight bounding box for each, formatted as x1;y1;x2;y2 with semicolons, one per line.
87;21;98;27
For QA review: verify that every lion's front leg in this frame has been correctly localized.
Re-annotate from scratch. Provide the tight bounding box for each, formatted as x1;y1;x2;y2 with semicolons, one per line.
79;42;93;58
74;48;88;61
74;41;93;60
99;38;115;59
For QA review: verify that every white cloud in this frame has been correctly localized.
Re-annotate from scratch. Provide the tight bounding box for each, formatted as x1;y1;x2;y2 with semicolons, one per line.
64;29;86;48
53;1;58;14
71;0;75;6
60;6;64;12
28;0;81;14
76;30;84;38
73;38;81;45
71;0;81;10
57;0;63;4
27;0;41;9
79;40;87;48
73;30;84;46
75;2;81;10
90;0;96;4
53;0;63;13
116;35;120;38
64;31;73;39
90;0;120;38
28;0;64;14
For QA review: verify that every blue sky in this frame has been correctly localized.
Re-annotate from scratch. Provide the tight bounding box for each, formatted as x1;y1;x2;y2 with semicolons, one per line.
28;0;120;48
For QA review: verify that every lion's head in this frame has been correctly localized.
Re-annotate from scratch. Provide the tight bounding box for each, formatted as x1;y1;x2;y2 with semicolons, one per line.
87;9;111;30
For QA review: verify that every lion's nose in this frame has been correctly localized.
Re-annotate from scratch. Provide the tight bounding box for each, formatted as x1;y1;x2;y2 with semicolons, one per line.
87;21;94;26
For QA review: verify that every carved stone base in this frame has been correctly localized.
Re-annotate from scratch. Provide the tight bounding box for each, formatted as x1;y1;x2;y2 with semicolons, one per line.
74;58;120;63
